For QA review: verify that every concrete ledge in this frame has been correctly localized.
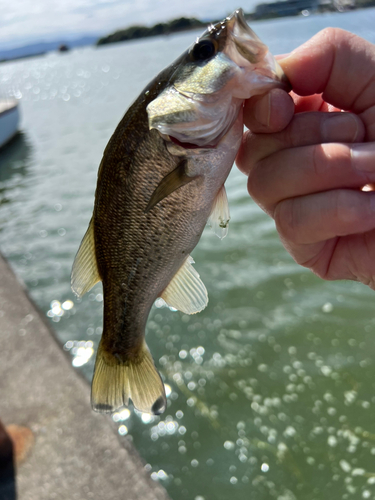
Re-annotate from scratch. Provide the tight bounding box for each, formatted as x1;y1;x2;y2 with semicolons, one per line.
0;253;170;500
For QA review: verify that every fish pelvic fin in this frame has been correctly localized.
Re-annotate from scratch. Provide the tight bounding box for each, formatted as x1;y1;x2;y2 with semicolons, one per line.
71;218;101;297
161;255;208;314
91;339;167;415
207;185;230;239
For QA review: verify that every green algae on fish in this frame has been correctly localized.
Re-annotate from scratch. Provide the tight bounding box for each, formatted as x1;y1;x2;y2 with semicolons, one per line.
71;9;290;415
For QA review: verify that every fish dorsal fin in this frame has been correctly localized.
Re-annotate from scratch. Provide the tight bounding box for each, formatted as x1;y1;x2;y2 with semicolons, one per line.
161;256;208;314
71;218;101;297
207;185;230;239
145;160;199;213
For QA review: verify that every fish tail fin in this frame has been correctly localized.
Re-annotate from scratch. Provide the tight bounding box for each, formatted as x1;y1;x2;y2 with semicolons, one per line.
91;339;166;415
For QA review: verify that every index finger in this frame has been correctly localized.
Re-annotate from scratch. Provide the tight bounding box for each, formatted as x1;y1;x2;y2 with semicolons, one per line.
279;28;375;132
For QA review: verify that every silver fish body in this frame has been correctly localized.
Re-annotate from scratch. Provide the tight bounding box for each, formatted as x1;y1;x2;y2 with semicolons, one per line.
71;9;290;415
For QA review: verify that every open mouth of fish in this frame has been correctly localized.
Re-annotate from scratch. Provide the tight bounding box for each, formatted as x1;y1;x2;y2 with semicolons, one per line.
169;135;216;149
147;9;290;151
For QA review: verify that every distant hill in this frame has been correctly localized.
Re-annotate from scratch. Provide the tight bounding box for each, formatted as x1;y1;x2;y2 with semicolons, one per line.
97;17;207;46
0;35;99;62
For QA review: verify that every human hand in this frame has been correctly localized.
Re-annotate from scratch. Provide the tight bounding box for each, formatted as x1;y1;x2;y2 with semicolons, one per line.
236;28;375;289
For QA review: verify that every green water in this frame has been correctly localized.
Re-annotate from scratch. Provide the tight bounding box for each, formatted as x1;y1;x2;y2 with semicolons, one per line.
1;10;375;500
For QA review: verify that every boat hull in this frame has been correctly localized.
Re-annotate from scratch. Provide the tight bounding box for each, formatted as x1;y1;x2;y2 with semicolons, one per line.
0;101;20;148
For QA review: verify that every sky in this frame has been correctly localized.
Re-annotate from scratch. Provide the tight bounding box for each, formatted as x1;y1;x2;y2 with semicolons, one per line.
0;0;262;49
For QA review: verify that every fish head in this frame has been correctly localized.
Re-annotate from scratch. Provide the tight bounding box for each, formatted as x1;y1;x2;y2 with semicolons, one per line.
147;9;290;148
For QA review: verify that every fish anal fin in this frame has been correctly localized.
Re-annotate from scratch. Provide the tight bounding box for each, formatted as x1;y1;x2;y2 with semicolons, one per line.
91;340;166;415
160;256;208;315
71;218;101;297
145;160;199;213
207;185;230;239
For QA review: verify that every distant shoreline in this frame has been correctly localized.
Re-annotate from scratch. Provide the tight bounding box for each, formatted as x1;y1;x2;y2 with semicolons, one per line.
96;1;375;47
96;17;207;46
2;2;375;64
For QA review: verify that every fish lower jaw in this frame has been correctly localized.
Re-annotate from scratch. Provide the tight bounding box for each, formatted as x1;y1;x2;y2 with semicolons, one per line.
169;135;217;150
158;132;217;156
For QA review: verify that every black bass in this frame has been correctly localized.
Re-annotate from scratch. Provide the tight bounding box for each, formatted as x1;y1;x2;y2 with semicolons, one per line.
71;9;289;415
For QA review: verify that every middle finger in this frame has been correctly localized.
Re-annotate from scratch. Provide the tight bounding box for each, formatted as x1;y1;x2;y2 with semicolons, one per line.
248;142;375;216
236;110;364;175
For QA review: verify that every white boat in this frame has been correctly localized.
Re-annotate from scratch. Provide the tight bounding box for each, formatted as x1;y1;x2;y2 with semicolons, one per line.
0;99;20;148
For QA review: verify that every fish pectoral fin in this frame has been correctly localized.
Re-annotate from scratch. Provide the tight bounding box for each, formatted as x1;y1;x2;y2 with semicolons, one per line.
207;185;230;239
71;218;101;297
145;159;199;213
161;255;208;314
92;339;166;415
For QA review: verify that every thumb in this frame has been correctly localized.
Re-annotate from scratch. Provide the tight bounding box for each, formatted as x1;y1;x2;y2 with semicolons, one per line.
279;28;375;125
243;88;294;133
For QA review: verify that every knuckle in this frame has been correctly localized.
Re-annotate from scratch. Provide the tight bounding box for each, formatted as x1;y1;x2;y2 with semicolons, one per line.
295;252;320;269
247;160;272;206
319;27;338;40
333;190;361;228
239;132;260;168
332;190;346;224
282;118;297;148
235;132;252;174
274;198;300;243
311;144;323;178
318;27;347;46
247;161;263;202
315;143;352;178
288;113;314;148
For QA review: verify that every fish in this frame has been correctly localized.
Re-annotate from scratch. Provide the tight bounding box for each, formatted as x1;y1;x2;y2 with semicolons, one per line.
71;9;290;416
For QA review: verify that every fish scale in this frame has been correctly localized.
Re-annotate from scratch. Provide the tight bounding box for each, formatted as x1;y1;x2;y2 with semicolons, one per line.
96;128;206;352
71;9;290;415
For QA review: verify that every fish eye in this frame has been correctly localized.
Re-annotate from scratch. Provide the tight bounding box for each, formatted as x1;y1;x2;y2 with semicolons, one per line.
191;39;217;61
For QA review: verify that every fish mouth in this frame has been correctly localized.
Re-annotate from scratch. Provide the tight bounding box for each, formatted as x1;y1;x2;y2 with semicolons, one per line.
169;135;216;150
225;9;291;95
147;10;291;150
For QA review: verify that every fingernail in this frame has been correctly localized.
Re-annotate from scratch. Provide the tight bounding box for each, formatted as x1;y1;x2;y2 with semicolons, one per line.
321;113;359;143
254;93;271;127
351;143;375;172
